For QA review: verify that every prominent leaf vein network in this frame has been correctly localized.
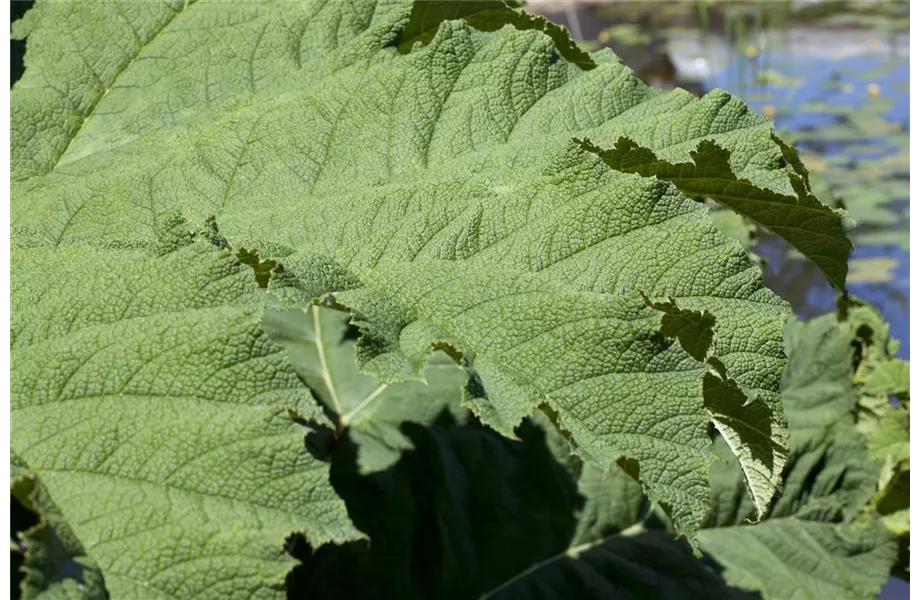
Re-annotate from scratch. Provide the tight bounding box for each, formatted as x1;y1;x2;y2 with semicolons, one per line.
10;1;857;597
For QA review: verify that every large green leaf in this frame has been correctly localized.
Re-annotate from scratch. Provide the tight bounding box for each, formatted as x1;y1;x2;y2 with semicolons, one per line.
10;0;817;539
11;231;360;599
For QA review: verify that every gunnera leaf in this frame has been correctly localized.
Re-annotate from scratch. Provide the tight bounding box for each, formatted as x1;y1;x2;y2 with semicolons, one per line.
11;0;850;541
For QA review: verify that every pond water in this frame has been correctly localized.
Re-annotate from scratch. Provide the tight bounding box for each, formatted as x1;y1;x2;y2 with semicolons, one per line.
535;2;909;598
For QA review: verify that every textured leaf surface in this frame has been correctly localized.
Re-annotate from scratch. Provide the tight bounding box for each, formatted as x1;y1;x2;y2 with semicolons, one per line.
864;359;910;400
10;0;856;539
577;137;852;289
11;238;360;599
698;518;894;600
640;299;786;521
868;409;909;465
778;313;860;441
11;0;406;180
11;453;108;600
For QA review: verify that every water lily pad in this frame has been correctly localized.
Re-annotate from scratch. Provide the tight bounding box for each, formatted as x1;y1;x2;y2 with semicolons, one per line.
847;257;899;284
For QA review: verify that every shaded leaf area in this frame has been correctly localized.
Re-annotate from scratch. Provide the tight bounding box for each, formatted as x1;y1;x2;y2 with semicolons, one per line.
287;414;749;600
237;248;278;289
697;301;904;599
642;296;715;363
12;494;39;598
7;0;35;23
479;531;749;600
7;40;26;88
9;0;33;88
11;453;108;600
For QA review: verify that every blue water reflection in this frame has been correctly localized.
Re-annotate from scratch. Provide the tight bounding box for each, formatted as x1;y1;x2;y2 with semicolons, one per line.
709;55;909;127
